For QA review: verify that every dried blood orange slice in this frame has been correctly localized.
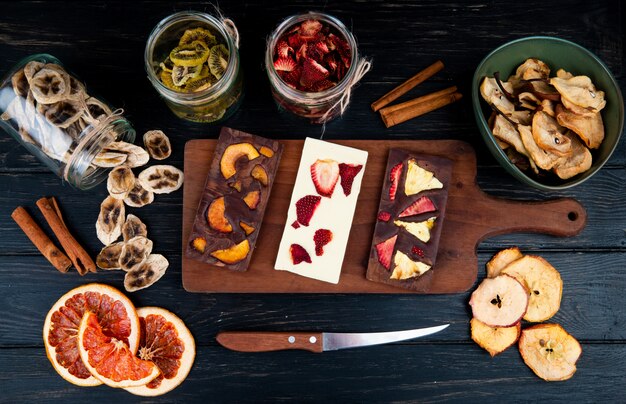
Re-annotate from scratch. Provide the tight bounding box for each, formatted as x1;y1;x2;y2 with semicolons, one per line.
125;307;196;396
43;283;140;387
78;311;159;388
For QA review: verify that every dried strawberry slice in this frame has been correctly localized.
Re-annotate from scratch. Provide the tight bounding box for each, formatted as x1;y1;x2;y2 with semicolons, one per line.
301;20;322;36
276;40;293;59
295;43;308;62
295;195;322;226
300;58;329;88
310;79;335;92
376;235;398;270
274;57;296;72
377;211;392;222
338;163;363;196
288;33;303;49
389;162;403;201
281;65;302;87
399;196;437;218
290;244;312;265
307;41;330;63
313;229;333;256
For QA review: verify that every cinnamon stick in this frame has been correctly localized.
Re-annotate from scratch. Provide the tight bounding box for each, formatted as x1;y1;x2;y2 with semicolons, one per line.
371;60;444;112
11;206;72;273
36;197;96;275
380;92;463;128
379;86;457;116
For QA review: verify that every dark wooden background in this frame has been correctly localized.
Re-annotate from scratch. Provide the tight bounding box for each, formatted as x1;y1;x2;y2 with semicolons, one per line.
1;1;624;402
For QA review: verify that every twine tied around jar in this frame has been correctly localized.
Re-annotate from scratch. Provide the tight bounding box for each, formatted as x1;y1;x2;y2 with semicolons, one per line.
320;57;371;138
221;18;240;49
62;109;125;183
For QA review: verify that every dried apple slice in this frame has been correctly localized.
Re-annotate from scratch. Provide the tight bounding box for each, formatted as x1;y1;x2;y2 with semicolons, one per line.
500;255;563;322
210;240;250;264
486;247;523;278
469;274;528;327
220;143;260;179
519;324;582;381
207;197;233;233
470;318;521;357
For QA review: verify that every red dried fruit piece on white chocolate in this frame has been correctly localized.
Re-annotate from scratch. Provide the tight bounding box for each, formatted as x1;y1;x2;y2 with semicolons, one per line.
338;163;363;196
295;195;322;226
399;196;437;218
310;159;339;197
290;244;312;265
313;229;333;256
300;58;329;88
375;235;397;270
389;162;403;201
274;57;296;72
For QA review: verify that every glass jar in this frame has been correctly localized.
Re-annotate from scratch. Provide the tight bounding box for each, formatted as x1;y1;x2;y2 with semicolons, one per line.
145;11;243;123
266;12;364;124
0;54;135;190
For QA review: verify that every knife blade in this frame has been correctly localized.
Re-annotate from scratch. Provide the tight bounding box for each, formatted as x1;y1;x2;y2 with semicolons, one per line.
216;324;449;352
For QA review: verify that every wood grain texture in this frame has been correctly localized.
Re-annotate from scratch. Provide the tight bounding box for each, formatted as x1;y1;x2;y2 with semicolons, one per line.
182;139;585;293
216;331;324;352
0;0;624;401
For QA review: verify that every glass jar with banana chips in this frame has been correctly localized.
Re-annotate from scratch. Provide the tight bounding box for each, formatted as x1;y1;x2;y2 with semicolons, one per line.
145;11;243;123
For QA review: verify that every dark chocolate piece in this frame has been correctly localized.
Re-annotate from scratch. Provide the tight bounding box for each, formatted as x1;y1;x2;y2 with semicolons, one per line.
185;127;283;271
366;148;452;291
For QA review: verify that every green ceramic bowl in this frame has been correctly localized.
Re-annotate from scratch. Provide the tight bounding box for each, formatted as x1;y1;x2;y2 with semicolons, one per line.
472;36;624;190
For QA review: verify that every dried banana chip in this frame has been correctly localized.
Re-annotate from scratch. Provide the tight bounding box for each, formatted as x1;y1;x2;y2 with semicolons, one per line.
39;99;83;128
119;236;153;271
67;76;86;101
143;130;171;160
105;141;150;168
170;40;210;67
107;165;135;199
96;241;124;270
93;150;128;167
124;254;169;292
23;61;45;84
96;195;125;245
11;68;29;98
122;214;148;241
124;180;154;208
30;65;71;104
138;165;184;194
84;97;112;122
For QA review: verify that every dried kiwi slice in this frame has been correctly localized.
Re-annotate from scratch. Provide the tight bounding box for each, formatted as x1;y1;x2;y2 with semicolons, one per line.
159;57;174;73
184;66;215;92
160;69;182;91
208;44;230;80
170;40;209;67
179;27;217;47
171;64;203;86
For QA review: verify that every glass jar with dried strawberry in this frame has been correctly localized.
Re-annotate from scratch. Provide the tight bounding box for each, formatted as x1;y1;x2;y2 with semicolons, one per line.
145;11;243;123
266;12;370;124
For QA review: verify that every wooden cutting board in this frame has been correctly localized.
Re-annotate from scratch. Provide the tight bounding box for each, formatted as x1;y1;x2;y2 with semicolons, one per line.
182;139;586;294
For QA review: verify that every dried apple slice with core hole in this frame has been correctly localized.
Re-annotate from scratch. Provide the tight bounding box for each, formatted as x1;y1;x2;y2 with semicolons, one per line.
500;255;562;322
470;318;521;357
469;274;528;327
486;247;523;278
519;323;582;381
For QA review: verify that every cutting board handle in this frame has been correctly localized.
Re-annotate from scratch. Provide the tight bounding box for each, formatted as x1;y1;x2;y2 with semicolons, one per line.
479;196;586;240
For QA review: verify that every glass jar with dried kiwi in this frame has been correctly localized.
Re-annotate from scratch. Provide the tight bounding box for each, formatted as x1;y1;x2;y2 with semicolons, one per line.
0;54;136;190
145;11;243;123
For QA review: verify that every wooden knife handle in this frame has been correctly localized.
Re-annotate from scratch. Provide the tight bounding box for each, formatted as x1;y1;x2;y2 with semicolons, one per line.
216;332;324;353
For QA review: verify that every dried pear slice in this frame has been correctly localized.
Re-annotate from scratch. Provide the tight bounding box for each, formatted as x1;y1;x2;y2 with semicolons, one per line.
96;242;124;270
519;324;582;381
500;255;562;322
124;254;169;292
30;65;71;104
122;214;148;241
555;103;604;149
107;165;136;200
486;247;523;278
124;180;154;208
179;27;217;47
550;76;606;112
40;99;83;128
469;274;529;328
518;124;561;171
23;61;45;84
552;131;592;180
138;165;184;194
119;236;153;271
209;44;230;80
470;318;521;357
492;115;531;160
170;40;209;67
105;141;150;168
96;195;125;246
531;111;572;157
143;130;171;160
93;150;128;168
515;58;550;80
480;77;515;116
11;68;29;98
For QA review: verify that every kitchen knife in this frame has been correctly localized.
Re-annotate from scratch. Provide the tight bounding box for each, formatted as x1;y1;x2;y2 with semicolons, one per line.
216;324;449;352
